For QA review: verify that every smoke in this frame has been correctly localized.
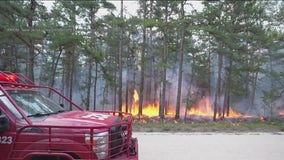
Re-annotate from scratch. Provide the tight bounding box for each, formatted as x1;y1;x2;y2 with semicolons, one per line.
163;64;284;118
164;67;199;115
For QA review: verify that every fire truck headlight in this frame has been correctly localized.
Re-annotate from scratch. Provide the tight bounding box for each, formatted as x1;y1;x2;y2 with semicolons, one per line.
85;131;109;159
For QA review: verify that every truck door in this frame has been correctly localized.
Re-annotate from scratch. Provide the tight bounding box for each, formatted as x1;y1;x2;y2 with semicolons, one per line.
0;109;14;160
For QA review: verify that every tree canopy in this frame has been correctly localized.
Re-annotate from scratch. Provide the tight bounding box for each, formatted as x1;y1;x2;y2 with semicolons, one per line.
1;0;284;120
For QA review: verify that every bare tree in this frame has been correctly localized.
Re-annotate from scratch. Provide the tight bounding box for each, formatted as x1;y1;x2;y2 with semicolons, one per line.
118;0;124;112
26;0;36;81
213;53;223;121
159;1;169;120
175;1;186;120
138;0;147;118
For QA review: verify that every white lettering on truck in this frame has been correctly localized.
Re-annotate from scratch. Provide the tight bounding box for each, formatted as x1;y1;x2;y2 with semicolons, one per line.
82;113;110;121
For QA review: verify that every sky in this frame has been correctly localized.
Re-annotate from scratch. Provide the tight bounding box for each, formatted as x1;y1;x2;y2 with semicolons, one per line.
41;1;203;17
41;0;139;16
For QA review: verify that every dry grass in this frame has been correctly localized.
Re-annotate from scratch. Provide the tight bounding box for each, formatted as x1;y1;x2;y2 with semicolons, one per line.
132;117;284;133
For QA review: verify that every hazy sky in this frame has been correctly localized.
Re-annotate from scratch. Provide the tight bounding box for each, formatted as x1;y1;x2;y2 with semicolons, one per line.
41;0;139;17
41;1;203;17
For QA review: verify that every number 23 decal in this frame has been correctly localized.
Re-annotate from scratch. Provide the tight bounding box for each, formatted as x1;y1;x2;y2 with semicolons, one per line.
0;136;13;144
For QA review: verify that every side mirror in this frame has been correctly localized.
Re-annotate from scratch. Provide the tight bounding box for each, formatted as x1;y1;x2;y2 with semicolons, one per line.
0;114;10;132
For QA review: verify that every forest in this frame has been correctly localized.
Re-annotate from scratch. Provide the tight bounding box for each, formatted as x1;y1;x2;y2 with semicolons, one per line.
1;0;284;121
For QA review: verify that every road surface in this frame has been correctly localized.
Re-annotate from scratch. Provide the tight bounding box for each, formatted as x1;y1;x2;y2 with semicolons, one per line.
133;132;284;160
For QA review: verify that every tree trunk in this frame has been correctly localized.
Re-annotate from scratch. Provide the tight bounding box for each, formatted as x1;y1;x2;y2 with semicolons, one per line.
48;49;62;97
139;0;147;118
213;53;223;121
159;2;169;120
125;77;129;113
69;53;75;110
86;60;93;110
250;50;260;108
93;62;98;110
149;0;155;104
27;0;36;81
175;1;185;120
118;0;123;112
184;49;196;121
208;35;212;95
113;73;117;111
223;59;232;117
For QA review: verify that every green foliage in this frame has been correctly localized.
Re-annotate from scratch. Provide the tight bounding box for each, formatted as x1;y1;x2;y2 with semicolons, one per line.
262;89;279;105
141;19;159;28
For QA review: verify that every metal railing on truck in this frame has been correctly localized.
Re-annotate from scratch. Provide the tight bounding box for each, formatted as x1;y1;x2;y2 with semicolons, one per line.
8;111;134;160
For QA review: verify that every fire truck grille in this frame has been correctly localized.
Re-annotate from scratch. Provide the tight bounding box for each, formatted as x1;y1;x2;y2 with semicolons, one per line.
109;124;129;158
8;111;134;160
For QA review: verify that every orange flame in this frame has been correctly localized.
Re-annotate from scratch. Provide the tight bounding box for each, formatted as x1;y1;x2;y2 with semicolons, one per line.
187;97;249;118
123;90;249;118
122;90;171;117
228;108;247;118
188;97;213;117
133;90;139;102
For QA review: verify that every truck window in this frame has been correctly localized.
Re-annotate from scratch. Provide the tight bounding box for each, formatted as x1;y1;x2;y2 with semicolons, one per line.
7;90;65;118
0;96;23;119
0;108;10;131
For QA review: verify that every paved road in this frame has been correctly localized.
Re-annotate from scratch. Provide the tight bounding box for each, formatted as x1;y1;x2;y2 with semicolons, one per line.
133;132;284;160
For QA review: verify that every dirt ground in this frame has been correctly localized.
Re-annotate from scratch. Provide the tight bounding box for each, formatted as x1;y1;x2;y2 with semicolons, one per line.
133;132;284;160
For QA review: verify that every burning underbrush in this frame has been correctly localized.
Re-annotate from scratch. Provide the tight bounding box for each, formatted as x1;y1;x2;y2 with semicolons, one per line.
122;90;284;126
122;90;255;121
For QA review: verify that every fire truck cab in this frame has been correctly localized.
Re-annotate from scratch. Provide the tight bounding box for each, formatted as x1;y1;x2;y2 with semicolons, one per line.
0;71;138;160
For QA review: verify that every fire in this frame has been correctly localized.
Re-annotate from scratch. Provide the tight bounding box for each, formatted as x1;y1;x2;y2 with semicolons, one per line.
279;111;284;117
187;97;248;118
139;102;160;117
228;108;247;118
188;97;213;117
123;90;248;118
122;90;171;117
133;90;139;102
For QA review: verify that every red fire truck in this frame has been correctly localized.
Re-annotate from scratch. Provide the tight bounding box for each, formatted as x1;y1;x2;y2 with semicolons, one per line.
0;71;138;160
